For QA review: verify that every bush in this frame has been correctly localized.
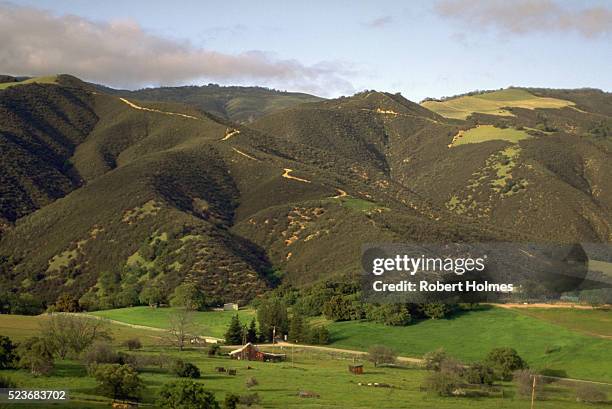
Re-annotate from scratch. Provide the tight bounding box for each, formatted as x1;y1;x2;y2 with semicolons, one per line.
17;337;54;375
366;345;397;367
422;370;461;396
207;344;221;356
576;384;607;403
464;362;495;385
82;342;121;369
245;377;259;388
0;375;17;388
485;347;526;380
514;370;543;399
158;380;220;409
124;338;142;351
239;392;260;406
0;335;17;369
173;360;201;379
92;364;143;401
223;393;240;409
423;348;447;371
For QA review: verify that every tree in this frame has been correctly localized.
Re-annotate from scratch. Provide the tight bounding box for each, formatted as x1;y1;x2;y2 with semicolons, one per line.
93;364;143;401
485;347;527;380
225;315;244;345
40;314;111;359
170;282;206;311
246;318;258;343
139;285;165;307
0;335;17;369
223;393;240;409
173;360;201;379
288;315;306;343
421;303;453;320
366;345;397;367
167;308;197;351
53;293;81;312
256;298;289;342
17;337;54;375
157;380;220;409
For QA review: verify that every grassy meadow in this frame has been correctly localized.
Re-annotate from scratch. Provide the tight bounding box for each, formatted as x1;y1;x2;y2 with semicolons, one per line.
90;307;256;338
0;75;58;90
422;88;575;119
2;345;608;409
450;125;531;147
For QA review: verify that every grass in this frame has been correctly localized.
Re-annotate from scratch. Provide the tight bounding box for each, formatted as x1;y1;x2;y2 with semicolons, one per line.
326;307;612;382
1;347;604;409
423;88;575;119
511;308;612;338
89;306;256;338
450;125;531;147
0;76;58;90
0;314;163;345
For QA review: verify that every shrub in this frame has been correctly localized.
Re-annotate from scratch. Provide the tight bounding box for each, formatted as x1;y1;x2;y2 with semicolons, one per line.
422;370;461;396
17;337;54;375
223;393;240;409
239;392;260;407
158;380;220;409
92;364;143;401
464;362;495;385
124;338;142;351
0;375;17;388
575;384;607;403
485;347;526;380
0;335;17;369
82;342;121;370
245;377;259;388
207;344;221;356
366;345;397;367
423;348;447;371
173;360;201;379
514;370;543;399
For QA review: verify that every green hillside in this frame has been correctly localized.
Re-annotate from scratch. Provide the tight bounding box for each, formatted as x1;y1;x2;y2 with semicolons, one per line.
1;76;611;310
97;83;323;123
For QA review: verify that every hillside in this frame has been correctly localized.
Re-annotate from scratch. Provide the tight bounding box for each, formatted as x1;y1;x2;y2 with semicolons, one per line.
96;83;323;123
0;77;610;310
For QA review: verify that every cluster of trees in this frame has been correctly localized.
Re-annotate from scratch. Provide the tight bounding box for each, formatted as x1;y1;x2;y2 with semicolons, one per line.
269;280;462;326
421;347;527;397
225;305;330;346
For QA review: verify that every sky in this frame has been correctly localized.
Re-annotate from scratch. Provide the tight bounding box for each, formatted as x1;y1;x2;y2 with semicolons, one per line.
1;0;611;100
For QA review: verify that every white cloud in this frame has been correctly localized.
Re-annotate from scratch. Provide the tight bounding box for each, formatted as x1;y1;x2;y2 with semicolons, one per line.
0;3;354;95
435;0;612;37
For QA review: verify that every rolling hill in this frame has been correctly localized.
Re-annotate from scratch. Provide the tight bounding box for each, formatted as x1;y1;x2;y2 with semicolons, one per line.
0;76;610;310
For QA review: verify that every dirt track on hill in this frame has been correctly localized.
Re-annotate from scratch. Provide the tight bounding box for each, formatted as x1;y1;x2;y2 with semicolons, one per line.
492;303;603;310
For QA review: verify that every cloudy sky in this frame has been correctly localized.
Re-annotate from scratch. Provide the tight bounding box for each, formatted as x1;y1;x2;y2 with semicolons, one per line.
1;0;611;100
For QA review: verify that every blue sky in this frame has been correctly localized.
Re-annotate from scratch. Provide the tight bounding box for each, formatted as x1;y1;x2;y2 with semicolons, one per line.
3;0;611;100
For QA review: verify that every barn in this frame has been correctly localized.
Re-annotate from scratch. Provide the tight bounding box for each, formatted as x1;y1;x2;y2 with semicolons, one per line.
228;343;286;362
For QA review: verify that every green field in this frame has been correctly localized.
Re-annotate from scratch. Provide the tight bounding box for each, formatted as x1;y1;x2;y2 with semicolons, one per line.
2;347;606;409
450;125;531;147
0;314;163;345
90;307;256;338
422;88;575;119
79;306;612;382
511;308;612;338
326;307;612;382
0;75;58;90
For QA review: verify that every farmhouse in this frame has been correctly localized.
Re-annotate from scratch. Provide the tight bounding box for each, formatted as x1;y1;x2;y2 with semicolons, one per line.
228;343;286;362
223;303;239;311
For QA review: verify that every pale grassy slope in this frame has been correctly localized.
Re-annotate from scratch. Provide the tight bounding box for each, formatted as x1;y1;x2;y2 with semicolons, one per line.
422;88;575;119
